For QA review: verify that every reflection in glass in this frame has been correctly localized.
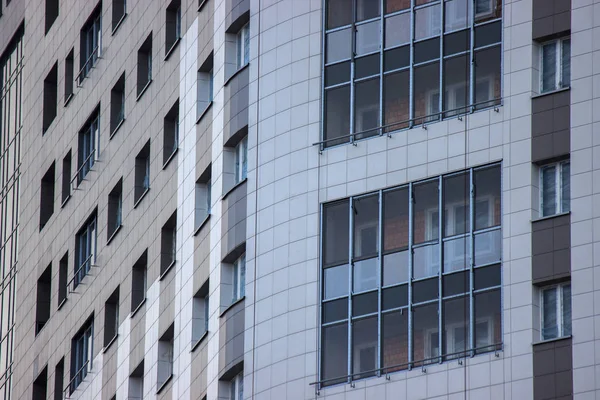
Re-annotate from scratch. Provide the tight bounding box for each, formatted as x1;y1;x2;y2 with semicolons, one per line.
326;28;352;63
356;20;381;55
323;200;349;267
414;244;440;279
385;13;410;48
383;251;409;286
353;258;378;293
474;229;501;266
443;236;470;272
415;4;441;40
324;264;349;299
445;0;469;31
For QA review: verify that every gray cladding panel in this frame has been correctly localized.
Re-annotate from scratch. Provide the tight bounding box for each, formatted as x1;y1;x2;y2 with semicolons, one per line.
129;312;147;375
159;273;176;338
218;299;245;377
221;182;247;260
190;337;209;399
532;0;571;40
225;0;250;32
531;91;570;163
196;107;213;181
533;337;573;400
223;67;250;144
101;347;118;400
193;225;211;294
532;214;571;283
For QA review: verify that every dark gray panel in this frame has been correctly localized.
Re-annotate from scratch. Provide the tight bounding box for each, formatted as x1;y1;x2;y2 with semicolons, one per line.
531;91;571;163
221;181;247;260
218;299;245;376
532;0;571;40
532;214;571;284
223;66;250;144
533;337;573;400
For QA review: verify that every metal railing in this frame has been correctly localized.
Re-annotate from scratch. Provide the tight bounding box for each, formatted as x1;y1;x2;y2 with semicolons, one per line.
66;254;95;294
64;359;90;398
70;149;96;189
314;99;502;149
75;46;101;85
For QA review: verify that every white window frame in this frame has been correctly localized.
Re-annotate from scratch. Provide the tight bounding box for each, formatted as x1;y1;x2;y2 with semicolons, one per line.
234;136;248;184
540;283;571;341
540;160;570;217
230;372;244;400
232;253;246;302
474;0;494;19
236;23;250;69
540;37;571;93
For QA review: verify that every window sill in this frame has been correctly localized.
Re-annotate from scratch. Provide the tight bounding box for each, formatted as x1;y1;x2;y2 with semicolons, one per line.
531;86;570;99
131;298;147;318
533;335;571;346
159;261;176;281
219;296;245;318
531;211;570;223
61;194;71;209
163;148;179;169
190;331;208;352
156;374;173;394
198;0;208;11
106;224;122;245
103;334;118;353
136;80;153;101
110;118;125;139
224;63;249;87
57;297;67;310
64;93;74;107
133;188;150;209
164;38;181;61
111;13;127;35
222;178;247;201
193;214;211;236
196;101;213;124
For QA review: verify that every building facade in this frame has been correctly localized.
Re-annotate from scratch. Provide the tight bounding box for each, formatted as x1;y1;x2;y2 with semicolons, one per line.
0;0;596;399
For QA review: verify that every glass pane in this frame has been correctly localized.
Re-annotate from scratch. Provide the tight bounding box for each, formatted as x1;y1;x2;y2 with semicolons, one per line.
385;13;410;48
325;85;351;147
353;195;379;258
326;28;352;63
414;244;440;279
324;200;349;267
324;264;349;299
443;296;469;359
353;291;378;316
322;323;349;385
383;251;409;286
474;0;502;23
562;285;571;336
415;4;441;40
414;37;440;64
444;29;470;56
443;270;469;296
474;46;501;109
445;0;470;31
355;54;380;79
384;45;410;71
474;289;501;353
542;165;557;216
354;78;381;138
443;55;470;117
353;258;378;293
474;264;501;289
561;39;571;87
444;173;470;236
383;188;409;252
383;284;408;309
474;166;501;230
413;277;439;303
561;162;570;213
413;180;439;244
383;70;410;132
475;21;501;48
382;311;408;371
386;0;410;14
414;61;441;123
413;303;439;364
325;62;351;86
323;298;348;323
356;20;381;56
542;43;557;93
542;288;558;340
474;229;501;266
357;0;380;21
327;0;352;29
352;317;378;379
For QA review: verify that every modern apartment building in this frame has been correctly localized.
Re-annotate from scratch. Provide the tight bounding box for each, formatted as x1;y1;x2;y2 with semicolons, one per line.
0;0;596;398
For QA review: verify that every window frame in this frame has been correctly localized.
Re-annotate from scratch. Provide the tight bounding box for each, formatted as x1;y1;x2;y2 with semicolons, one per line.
77;112;100;184
230;372;244;400
234;136;248;184
540;37;571;93
232;253;246;302
75;214;97;289
71;319;93;394
236;23;250;69
539;160;570;217
540;283;571;341
79;6;102;84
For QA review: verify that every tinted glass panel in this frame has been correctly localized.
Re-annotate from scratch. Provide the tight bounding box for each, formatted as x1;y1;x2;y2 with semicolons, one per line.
443;172;470;236
443;271;469;296
322;323;348;384
445;0;470;31
542;288;558;340
352;317;378;379
323;298;348;323
383;284;408;310
474;229;501;266
386;0;410;13
353;291;378;316
443;55;470;116
561;162;570;212
474;166;501;230
444;29;470;55
325;62;351;86
327;0;352;29
414;37;440;64
324;201;349;266
325;85;351;146
443;236;470;272
382;311;408;371
354;78;381;138
324;264;349;299
383;188;409;252
414;62;440;122
353;195;379;258
384;46;410;71
415;4;441;40
383;251;409;286
475;21;501;48
413;277;439;303
443;296;469;359
562;39;571;87
414;243;440;279
413;303;439;364
356;20;381;55
383;70;410;131
413;180;439;244
353;258;378;293
474;0;502;23
385;13;410;48
355;54;380;79
326;28;352;63
474;46;501;109
542;165;556;216
357;0;380;21
474;264;501;289
474;289;501;353
562;284;571;336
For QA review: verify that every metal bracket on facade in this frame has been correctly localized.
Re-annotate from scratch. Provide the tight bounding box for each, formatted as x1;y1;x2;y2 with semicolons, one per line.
421;366;427;373
458;359;463;365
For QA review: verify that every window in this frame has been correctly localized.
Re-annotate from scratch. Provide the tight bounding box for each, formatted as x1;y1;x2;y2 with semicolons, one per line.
112;0;126;32
54;358;64;400
165;0;181;56
160;211;177;277
110;73;125;136
74;212;97;289
137;34;152;98
77;108;100;184
192;280;209;347
35;264;52;335
65;48;74;103
107;179;123;241
541;283;571;340
234;136;248;184
540;160;570;217
58;252;68;307
236;23;250;69
45;0;59;34
320;164;502;385
104;287;119;347
79;4;102;84
131;251;147;313
70;316;93;393
322;0;502;147
43;62;58;134
230;372;244;400
197;53;214;119
541;38;570;93
129;360;144;399
194;165;211;231
163;101;179;166
232;253;246;302
32;366;47;400
157;324;174;391
62;150;72;205
134;141;150;205
40;162;55;230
